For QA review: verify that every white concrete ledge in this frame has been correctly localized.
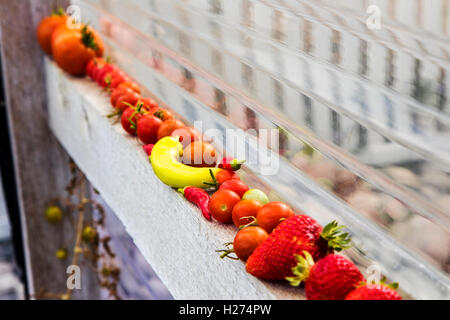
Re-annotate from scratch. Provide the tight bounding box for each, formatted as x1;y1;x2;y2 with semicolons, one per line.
45;59;305;300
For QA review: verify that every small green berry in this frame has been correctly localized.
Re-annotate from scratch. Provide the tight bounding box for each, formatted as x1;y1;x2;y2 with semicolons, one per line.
101;266;111;277
56;248;68;260
45;206;63;223
82;226;97;243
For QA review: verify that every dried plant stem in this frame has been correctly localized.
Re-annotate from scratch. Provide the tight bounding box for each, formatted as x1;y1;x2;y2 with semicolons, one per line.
63;177;87;300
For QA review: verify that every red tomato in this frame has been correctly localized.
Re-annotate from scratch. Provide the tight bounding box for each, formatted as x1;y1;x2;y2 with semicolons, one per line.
256;202;295;233
115;91;141;112
121;107;142;135
219;180;249;198
233;226;268;261
209;190;241;224
108;73;129;90
36;13;68;55
215;170;240;186
96;64;117;86
86;57;105;80
137;115;163;144
139;98;159;111
117;81;141;94
51;25;104;76
110;87;133;108
151;108;174;121
171;127;201;148
231;200;263;228
91;58;107;81
182;141;217;167
101;69;127;89
157;119;185;141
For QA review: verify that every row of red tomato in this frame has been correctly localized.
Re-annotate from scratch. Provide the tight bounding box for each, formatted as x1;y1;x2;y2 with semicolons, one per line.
36;12;402;300
83;58;404;300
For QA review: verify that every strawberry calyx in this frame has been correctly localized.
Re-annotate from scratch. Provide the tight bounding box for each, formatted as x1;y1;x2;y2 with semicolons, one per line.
388;282;399;290
286;251;315;287
320;220;352;253
373;277;399;290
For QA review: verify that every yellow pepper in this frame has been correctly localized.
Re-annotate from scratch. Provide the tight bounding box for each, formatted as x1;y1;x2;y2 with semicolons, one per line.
150;137;222;189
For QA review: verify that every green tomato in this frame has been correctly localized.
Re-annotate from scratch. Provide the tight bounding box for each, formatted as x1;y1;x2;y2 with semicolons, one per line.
242;189;269;205
45;206;63;223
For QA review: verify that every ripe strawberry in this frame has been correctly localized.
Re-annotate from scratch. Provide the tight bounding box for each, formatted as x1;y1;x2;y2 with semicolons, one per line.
246;217;351;280
345;283;402;300
286;252;364;300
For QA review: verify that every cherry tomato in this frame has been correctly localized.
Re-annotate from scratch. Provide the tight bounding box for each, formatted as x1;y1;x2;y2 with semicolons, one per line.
110;87;133;108
209;190;241;224
96;64;117;86
171;127;201;148
215;170;240;186
115;91;141;112
86;57;105;80
137;115;163;144
108;73;129;90
231;200;263;228
37;13;68;55
121;107;142;135
139;98;159;111
102;69;127;89
151;107;174;121
233;226;268;261
51;25;104;76
157;119;185;141
182;141;217;167
256;202;295;233
117;81;141;94
219;179;249;198
91;58;107;82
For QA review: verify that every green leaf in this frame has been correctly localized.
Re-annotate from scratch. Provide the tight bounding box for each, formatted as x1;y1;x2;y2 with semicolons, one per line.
81;25;99;51
321;220;352;253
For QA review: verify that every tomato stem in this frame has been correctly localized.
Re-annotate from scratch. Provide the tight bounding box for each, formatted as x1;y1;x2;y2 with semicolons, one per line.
81;25;99;51
215;247;239;260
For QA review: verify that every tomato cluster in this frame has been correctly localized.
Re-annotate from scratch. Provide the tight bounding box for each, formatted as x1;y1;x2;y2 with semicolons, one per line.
37;9;299;271
37;10;299;266
36;10;404;301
